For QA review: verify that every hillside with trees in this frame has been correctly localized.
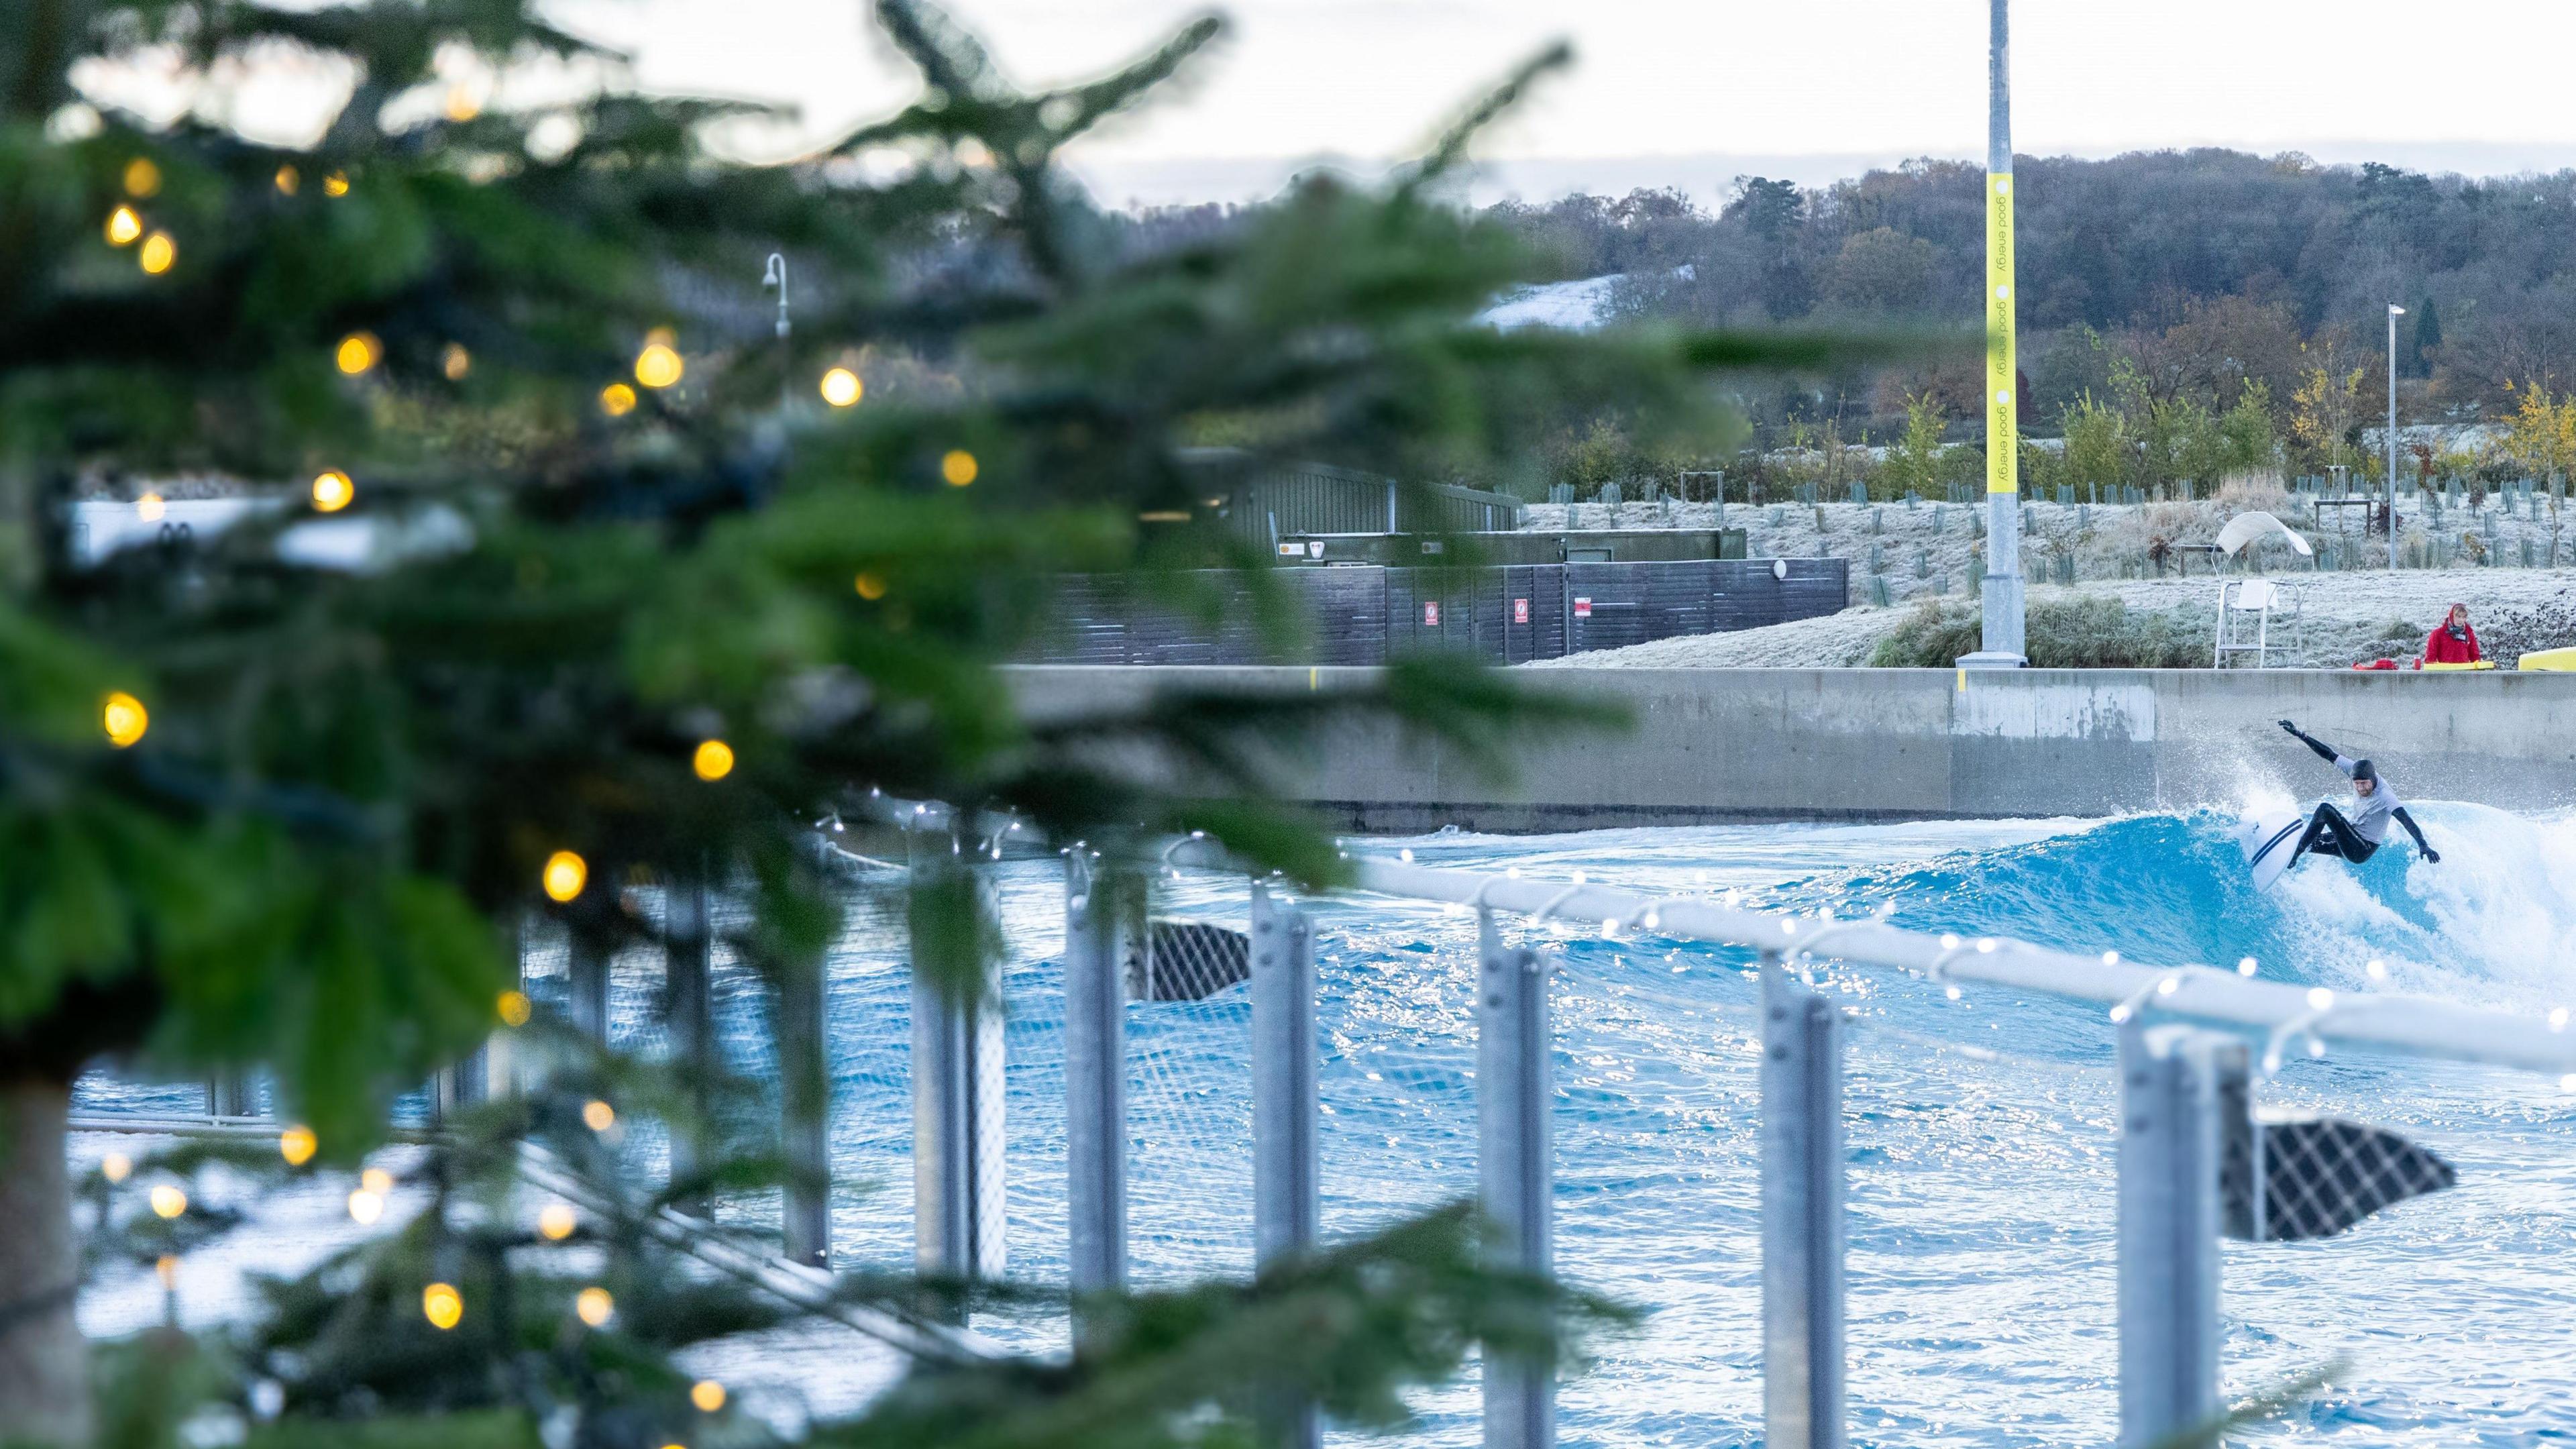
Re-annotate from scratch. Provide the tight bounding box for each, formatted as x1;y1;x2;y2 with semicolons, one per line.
1482;150;2576;499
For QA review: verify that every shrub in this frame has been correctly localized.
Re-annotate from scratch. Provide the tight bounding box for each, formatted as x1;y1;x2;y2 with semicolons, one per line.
1867;596;2209;667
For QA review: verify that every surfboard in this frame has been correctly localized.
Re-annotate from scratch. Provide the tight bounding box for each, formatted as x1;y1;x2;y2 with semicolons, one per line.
2237;808;2307;891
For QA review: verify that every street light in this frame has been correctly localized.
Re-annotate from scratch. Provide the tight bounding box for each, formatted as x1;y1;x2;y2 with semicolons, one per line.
1961;0;2024;667
2388;303;2406;569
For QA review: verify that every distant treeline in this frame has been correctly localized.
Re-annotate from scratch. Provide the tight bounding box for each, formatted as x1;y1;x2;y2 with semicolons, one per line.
1486;150;2576;441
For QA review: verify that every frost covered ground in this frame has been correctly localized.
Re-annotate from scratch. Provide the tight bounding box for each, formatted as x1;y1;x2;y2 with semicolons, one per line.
1528;568;2576;669
1521;493;2576;668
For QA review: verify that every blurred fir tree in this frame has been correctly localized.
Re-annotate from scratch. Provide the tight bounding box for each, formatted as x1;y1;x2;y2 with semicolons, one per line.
0;0;1848;1441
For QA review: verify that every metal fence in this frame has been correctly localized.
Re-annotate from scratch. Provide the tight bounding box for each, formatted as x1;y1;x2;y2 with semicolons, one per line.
1042;559;1849;665
70;831;2576;1447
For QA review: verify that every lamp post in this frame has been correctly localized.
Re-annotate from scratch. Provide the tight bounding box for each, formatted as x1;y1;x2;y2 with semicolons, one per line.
2387;303;2406;568
1961;0;2025;667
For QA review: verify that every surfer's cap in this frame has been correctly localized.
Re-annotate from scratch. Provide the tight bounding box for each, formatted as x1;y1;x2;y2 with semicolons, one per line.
2351;759;2377;782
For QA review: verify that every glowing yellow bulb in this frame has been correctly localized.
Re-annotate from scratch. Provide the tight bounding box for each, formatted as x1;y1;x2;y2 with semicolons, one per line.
136;493;165;523
443;87;481;123
150;1184;187;1219
600;382;637;417
101;1153;133;1184
634;341;684;390
311;470;354;513
323;170;350;197
105;205;142;246
692;739;734;782
138;232;174;274
537;1203;578;1240
123;157;162;198
360;1167;393;1195
347;1188;384;1224
541;849;588;902
335;333;380;375
854;572;887;600
279;1124;317;1167
941;449;978;486
274;164;299;195
575;1286;614;1327
423;1282;463;1330
580;1099;616;1133
819;368;863;407
102;692;148;747
441;343;472;380
497;989;533;1027
690;1380;727;1413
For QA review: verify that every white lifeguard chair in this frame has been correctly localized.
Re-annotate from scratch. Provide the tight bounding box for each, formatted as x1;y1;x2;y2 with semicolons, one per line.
2214;577;2302;667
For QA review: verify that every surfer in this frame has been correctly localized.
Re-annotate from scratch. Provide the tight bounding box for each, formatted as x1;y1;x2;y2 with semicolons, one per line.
2275;720;2440;865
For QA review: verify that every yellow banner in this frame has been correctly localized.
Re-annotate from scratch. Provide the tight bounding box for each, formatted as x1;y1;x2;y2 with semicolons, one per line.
1986;171;2017;496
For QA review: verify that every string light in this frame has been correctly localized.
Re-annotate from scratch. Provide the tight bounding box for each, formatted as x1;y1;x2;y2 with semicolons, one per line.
347;1187;383;1224
441;343;472;380
123;157;162;197
819;368;862;407
853;572;887;600
274;164;299;195
599;382;637;417
101;1153;132;1183
136;493;165;523
422;1283;463;1330
497;989;533;1026
541;849;587;902
634;330;684;388
691;739;734;782
443;87;481;123
360;1168;392;1195
574;1286;614;1327
311;470;354;513
105;206;142;246
138;232;174;274
690;1381;727;1413
150;1184;187;1219
335;333;380;375
279;1125;317;1167
323;171;350;197
940;449;977;486
581;1099;616;1132
102;692;148;747
537;1203;578;1240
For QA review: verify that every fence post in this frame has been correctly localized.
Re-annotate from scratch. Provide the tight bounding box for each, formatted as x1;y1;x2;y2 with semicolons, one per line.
2117;1022;2226;1444
1477;910;1552;1449
913;868;1006;1287
665;867;714;1205
1250;881;1321;1449
568;927;608;1042
1063;854;1130;1296
1250;881;1320;1263
780;938;832;1268
1760;951;1846;1449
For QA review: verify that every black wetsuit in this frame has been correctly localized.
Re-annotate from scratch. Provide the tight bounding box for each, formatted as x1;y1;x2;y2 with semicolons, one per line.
2278;723;2438;865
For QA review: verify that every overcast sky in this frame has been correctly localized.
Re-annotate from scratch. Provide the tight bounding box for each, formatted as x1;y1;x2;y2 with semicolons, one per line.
556;0;2576;201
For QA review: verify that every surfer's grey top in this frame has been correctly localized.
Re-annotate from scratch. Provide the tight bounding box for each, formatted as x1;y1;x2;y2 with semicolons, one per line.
2335;755;2400;841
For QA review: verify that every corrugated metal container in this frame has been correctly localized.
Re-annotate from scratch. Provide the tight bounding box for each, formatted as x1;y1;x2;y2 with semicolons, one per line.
1184;449;1525;541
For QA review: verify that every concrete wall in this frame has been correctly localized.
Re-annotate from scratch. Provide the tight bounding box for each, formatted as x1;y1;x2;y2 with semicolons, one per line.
1010;665;2576;829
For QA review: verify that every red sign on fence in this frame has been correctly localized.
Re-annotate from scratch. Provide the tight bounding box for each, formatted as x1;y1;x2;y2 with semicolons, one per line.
1512;597;1530;624
1572;597;1592;619
1422;601;1440;627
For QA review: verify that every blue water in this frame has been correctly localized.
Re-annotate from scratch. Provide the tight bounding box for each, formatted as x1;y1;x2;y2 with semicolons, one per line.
78;804;2576;1444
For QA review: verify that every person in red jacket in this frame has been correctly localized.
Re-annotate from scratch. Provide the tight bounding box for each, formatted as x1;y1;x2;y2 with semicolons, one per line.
2421;603;2482;665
